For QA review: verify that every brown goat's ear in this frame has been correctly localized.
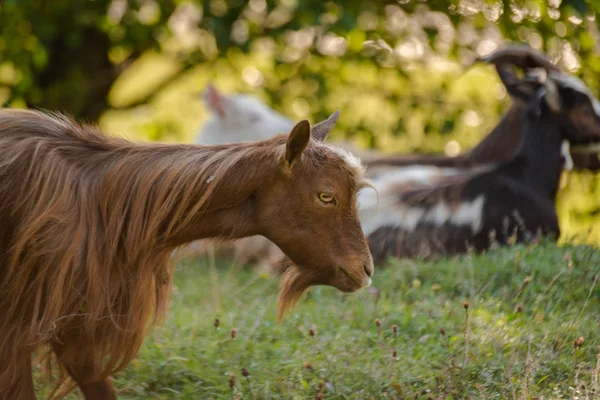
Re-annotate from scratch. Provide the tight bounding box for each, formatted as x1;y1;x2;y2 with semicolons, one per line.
284;120;311;167
311;110;341;142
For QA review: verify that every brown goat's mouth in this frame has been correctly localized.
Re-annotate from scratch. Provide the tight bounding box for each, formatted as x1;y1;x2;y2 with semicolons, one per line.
338;266;370;289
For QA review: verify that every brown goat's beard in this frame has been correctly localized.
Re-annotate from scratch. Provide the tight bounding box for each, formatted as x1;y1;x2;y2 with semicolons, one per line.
276;259;326;322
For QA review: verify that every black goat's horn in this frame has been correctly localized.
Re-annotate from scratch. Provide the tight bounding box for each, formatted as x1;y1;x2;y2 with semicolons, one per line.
475;44;560;72
474;45;560;103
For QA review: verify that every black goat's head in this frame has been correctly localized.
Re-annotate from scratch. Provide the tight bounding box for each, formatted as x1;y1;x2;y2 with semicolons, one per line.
477;45;600;148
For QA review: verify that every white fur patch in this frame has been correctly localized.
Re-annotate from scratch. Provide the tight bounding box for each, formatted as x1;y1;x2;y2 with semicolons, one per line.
552;72;600;117
326;144;366;181
367;165;467;187
593;98;600;117
450;195;486;232
357;165;477;235
557;73;591;95
358;174;486;236
561;140;573;170
327;144;362;169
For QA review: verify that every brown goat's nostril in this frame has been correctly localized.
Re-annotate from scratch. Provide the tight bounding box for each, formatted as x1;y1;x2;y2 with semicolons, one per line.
363;263;373;277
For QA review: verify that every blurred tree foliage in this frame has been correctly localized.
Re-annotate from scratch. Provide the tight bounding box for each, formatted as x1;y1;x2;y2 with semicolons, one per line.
1;0;600;242
1;0;599;123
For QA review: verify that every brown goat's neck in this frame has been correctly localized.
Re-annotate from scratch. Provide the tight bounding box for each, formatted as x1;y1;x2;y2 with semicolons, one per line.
99;140;284;250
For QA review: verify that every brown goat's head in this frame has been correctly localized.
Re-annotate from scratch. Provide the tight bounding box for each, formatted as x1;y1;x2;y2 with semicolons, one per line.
477;45;600;149
255;111;374;319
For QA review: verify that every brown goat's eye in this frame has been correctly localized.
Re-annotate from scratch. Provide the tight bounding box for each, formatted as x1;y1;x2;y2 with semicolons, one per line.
318;192;335;204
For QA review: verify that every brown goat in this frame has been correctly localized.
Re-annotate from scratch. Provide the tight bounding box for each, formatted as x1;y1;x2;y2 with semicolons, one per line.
0;109;373;400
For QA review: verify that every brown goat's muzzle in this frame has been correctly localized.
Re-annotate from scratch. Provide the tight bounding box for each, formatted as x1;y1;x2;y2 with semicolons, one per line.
330;255;374;293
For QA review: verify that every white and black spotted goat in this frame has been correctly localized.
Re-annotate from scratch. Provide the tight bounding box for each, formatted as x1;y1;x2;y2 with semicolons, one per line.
362;45;600;263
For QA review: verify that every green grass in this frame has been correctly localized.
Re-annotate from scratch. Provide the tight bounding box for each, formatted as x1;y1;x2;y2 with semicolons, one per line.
36;242;600;399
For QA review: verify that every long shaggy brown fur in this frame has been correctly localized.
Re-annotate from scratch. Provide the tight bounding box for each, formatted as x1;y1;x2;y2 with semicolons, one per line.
0;110;272;397
0;109;262;395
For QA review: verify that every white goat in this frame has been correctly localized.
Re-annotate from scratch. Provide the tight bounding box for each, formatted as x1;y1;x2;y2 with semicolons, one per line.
194;84;295;145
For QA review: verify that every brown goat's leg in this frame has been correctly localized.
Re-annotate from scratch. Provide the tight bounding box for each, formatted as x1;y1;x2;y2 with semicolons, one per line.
75;380;116;400
60;367;116;400
51;343;116;400
0;355;36;400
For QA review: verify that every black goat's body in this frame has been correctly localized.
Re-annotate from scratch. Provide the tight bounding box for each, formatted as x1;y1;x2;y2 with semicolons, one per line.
476;174;560;239
367;170;560;263
364;101;567;263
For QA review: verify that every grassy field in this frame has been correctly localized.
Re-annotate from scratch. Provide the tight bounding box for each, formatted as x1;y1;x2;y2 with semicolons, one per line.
36;241;600;399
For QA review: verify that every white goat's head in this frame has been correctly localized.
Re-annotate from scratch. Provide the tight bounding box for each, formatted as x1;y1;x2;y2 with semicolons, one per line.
195;84;295;145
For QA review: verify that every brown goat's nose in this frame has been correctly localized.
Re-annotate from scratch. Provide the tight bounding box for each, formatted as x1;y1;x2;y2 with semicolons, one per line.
364;262;373;277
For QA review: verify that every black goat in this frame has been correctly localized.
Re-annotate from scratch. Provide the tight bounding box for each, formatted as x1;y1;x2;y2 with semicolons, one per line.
363;46;600;263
